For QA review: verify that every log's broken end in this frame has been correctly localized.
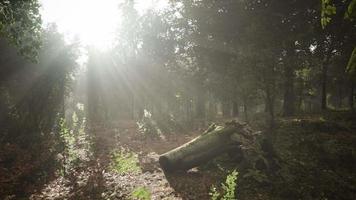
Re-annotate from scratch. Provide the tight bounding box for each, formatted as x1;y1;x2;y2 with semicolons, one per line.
158;154;171;172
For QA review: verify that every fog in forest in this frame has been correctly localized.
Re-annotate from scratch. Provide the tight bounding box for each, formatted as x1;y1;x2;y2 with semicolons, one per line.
0;0;355;199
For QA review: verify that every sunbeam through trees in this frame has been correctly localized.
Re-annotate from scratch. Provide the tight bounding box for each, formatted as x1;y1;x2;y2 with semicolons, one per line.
0;0;355;199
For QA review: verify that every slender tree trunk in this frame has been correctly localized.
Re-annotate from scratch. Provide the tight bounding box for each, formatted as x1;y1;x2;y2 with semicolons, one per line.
196;90;205;119
185;97;192;122
297;86;304;113
138;95;145;120
321;59;330;110
232;101;239;117
138;105;144;120
207;92;217;120
350;81;355;111
265;87;275;128
338;84;343;108
87;80;100;123
222;100;231;118
243;103;248;122
207;93;212;120
131;92;135;120
283;65;295;116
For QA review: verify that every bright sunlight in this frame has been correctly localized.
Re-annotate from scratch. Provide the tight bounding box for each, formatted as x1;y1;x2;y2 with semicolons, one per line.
40;0;120;49
40;0;168;49
2;1;355;200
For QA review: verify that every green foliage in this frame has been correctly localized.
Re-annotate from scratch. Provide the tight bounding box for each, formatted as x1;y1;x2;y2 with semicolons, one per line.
209;170;239;200
321;0;356;27
59;118;70;139
320;0;356;80
0;25;78;145
242;169;267;183
222;170;238;200
346;47;356;79
321;0;337;28
137;111;162;136
110;149;141;174
58;114;92;175
209;186;220;200
0;0;42;60
131;187;151;200
345;0;356;20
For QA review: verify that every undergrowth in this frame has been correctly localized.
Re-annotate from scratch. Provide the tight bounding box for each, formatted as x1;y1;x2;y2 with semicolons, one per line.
58;104;93;176
131;187;151;200
110;149;141;174
210;170;238;200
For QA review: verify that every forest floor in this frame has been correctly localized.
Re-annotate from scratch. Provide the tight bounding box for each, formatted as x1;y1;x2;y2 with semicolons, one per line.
1;111;356;200
27;121;225;200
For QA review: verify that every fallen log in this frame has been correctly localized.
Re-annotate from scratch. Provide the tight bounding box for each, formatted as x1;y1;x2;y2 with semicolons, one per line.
159;120;264;172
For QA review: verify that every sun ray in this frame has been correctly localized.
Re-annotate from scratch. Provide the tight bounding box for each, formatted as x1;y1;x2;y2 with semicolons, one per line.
40;0;169;50
40;0;121;49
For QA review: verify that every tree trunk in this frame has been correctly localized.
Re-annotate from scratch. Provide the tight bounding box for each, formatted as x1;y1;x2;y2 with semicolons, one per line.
196;89;205;119
283;65;295;116
321;61;329;110
185;97;192;122
265;87;275;128
350;81;355;110
159;121;262;172
242;98;248;122
207;92;216;120
222;100;231;117
232;101;239;117
338;84;343;108
131;92;135;120
297;81;304;113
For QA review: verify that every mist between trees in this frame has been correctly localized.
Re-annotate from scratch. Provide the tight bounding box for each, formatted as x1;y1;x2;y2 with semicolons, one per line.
0;0;355;199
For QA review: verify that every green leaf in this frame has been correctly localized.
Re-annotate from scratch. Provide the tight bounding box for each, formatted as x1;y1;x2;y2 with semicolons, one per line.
345;0;356;20
346;47;356;79
325;5;336;15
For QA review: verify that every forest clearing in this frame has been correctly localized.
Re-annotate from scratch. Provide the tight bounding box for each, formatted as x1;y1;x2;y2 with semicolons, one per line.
0;0;355;199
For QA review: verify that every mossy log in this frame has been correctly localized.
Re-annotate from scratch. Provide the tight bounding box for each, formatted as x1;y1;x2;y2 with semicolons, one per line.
159;121;262;172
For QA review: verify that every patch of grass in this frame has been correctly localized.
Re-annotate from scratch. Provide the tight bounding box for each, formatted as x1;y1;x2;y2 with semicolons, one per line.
131;187;151;200
110;149;141;174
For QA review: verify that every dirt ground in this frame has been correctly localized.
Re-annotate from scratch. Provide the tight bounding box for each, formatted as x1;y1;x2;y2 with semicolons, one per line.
28;120;222;200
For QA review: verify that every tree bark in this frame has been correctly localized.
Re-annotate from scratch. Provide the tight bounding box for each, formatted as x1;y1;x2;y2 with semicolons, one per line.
242;98;248;122
195;89;205;119
222;100;231;117
321;62;327;110
338;84;343;108
283;65;295;116
159;121;261;172
207;92;216;120
185;97;192;122
350;81;355;110
232;101;239;117
265;87;275;128
131;92;135;120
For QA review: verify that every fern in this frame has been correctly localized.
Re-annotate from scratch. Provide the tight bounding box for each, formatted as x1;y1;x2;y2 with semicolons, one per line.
210;170;239;200
209;185;220;200
222;170;238;200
